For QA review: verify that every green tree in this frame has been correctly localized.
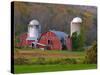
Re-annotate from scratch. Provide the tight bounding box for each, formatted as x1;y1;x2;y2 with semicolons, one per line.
72;32;79;50
78;27;85;50
72;28;85;50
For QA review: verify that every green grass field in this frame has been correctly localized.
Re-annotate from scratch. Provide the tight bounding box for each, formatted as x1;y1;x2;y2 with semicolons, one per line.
14;64;97;74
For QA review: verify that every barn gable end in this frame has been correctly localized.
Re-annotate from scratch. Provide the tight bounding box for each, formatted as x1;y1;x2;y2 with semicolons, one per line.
38;31;62;50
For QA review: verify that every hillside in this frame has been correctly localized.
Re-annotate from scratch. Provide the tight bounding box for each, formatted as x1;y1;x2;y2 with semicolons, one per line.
13;2;97;45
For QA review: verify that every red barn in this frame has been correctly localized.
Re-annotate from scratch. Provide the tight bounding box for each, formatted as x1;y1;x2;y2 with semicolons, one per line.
37;30;72;50
37;31;62;50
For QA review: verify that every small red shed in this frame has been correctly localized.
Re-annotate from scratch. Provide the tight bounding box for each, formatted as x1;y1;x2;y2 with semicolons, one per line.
16;33;36;47
16;33;27;47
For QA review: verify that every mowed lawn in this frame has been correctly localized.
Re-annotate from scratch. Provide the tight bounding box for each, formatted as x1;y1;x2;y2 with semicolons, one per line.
14;64;97;74
14;48;97;74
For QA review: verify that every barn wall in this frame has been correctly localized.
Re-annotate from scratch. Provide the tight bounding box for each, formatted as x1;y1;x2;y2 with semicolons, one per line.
38;31;62;50
18;33;27;47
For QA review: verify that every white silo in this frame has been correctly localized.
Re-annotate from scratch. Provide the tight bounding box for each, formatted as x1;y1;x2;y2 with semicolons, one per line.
27;19;41;41
70;17;82;36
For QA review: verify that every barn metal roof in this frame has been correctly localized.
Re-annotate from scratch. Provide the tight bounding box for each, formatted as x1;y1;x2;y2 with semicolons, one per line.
50;30;68;40
50;30;68;45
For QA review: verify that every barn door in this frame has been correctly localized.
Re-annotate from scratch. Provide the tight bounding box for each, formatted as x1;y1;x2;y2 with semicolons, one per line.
47;40;53;50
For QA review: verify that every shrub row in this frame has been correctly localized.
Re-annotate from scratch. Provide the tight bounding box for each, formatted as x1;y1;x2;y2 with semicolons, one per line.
14;57;78;65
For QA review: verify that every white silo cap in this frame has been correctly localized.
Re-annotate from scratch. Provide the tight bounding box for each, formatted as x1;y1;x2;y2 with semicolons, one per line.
29;19;40;25
72;17;82;23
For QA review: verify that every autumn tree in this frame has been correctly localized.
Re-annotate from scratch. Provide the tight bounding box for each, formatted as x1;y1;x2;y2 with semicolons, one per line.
84;41;97;64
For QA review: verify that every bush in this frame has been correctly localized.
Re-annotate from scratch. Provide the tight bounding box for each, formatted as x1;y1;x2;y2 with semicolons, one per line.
14;57;33;65
84;41;97;64
33;57;61;65
35;57;46;65
62;58;77;64
44;58;77;64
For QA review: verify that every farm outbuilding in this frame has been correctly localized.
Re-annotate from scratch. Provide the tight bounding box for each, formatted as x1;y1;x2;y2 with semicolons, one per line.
16;33;27;47
37;30;72;50
16;33;35;47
